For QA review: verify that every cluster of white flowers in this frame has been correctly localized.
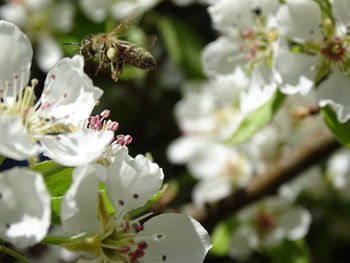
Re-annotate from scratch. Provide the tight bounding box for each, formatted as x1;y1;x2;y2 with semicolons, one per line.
168;0;350;260
0;20;212;263
202;0;350;122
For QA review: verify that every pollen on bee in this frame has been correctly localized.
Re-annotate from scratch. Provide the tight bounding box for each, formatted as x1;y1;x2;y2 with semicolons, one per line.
107;47;117;61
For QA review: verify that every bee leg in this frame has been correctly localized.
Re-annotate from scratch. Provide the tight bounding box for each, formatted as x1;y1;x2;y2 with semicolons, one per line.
95;51;107;76
111;62;123;82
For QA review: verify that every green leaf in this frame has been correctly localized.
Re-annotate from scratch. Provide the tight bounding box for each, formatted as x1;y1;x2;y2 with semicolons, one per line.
211;216;239;256
33;161;73;224
157;16;205;79
321;105;350;147
266;239;311;263
225;89;285;145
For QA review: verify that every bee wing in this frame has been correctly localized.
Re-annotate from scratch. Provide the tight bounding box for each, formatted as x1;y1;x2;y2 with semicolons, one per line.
109;7;143;37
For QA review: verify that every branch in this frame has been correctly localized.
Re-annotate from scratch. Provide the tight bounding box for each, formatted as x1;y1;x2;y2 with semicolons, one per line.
176;129;341;233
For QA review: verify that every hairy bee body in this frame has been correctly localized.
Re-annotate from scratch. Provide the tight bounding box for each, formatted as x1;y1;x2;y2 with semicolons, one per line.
108;38;156;69
80;33;156;81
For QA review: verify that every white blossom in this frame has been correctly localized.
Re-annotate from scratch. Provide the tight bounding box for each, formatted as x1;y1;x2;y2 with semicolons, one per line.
230;197;311;260
275;0;350;122
0;167;51;248
61;147;212;263
0;21;113;166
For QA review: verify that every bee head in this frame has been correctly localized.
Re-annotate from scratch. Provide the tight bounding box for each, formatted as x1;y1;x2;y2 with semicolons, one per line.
80;35;94;58
81;35;92;47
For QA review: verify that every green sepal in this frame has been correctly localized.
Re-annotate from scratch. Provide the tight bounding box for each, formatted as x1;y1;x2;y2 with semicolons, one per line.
211;216;239;256
128;184;168;218
225;89;285;145
266;239;311;263
321;105;350;147
0;155;5;166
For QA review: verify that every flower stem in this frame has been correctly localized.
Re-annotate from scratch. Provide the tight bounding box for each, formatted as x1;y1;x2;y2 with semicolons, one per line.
0;245;32;263
0;155;5;165
41;234;87;245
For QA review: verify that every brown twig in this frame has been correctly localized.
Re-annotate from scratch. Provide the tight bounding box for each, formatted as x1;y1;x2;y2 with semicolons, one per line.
172;128;341;233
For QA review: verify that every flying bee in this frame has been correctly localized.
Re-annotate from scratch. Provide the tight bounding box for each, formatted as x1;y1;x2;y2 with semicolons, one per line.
77;8;157;81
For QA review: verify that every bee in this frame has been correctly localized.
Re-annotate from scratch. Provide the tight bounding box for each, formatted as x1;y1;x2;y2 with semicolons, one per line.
78;8;157;81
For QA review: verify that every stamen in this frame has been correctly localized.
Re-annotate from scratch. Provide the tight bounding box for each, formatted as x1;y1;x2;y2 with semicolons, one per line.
100;109;111;118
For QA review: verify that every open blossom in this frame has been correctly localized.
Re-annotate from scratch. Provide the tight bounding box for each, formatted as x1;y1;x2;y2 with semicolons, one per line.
174;76;246;141
275;0;350;122
0;21;113;166
61;146;212;263
202;0;281;112
168;137;253;204
0;167;51;248
230;197;311;260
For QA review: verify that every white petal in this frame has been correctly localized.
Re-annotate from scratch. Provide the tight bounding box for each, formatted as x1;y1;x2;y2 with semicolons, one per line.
327;149;350;189
167;136;206;164
139;214;212;263
229;225;258;260
240;65;277;113
262;227;284;247
106;147;164;213
208;0;254;33
252;0;280;26
79;0;110;22
39;55;103;127
0;20;32;96
332;0;350;28
111;0;159;20
0;3;27;27
278;207;311;240
36;34;63;72
61;164;105;234
0;115;40;160
277;0;323;41
0;168;51;248
192;176;232;205
274;41;316;95
175;83;216;134
317;70;350;123
188;143;239;179
41;129;113;167
202;36;245;77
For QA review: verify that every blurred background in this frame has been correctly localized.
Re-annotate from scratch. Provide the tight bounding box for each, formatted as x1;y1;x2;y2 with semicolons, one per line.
1;0;350;262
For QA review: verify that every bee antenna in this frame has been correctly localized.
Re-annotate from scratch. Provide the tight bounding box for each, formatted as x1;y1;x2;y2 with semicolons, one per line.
62;42;80;46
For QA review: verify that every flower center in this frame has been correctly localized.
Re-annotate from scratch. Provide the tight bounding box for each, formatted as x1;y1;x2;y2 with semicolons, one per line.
255;209;276;234
97;216;148;263
87;110;133;146
321;36;347;62
238;22;278;73
0;72;71;141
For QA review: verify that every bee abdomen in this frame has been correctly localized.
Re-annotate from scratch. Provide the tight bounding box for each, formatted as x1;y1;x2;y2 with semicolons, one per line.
118;43;157;70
